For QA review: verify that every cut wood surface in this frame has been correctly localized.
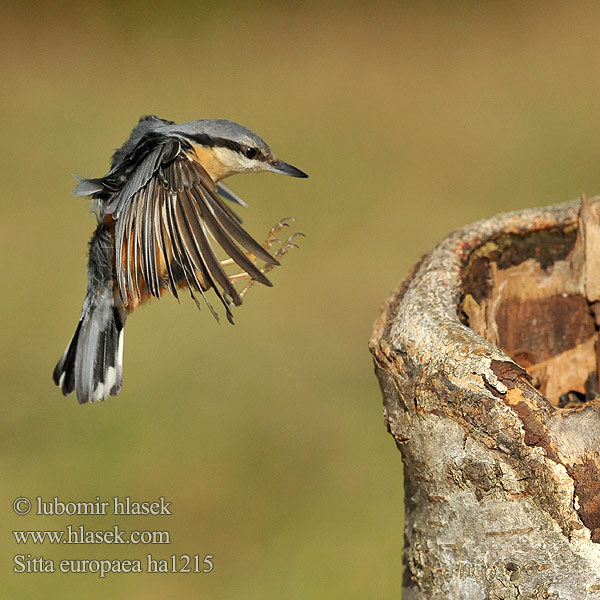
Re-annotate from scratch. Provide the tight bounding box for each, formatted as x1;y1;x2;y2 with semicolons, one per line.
370;197;600;599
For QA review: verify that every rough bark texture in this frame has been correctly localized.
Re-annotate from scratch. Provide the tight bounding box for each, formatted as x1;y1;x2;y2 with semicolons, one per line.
370;197;600;599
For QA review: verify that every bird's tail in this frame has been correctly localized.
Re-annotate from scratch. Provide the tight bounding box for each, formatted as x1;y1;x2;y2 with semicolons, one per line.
53;285;126;404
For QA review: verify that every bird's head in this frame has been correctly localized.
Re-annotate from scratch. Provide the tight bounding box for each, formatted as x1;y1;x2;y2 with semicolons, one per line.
168;119;308;182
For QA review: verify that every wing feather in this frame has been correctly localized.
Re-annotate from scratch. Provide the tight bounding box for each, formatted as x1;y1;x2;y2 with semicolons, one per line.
163;189;213;306
158;190;179;299
189;186;272;286
173;193;231;315
105;144;164;216
142;178;159;298
132;194;143;301
179;189;241;305
111;141;277;319
189;164;279;266
121;198;137;301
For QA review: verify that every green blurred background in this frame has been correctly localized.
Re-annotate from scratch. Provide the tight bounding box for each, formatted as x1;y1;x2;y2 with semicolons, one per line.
3;2;600;597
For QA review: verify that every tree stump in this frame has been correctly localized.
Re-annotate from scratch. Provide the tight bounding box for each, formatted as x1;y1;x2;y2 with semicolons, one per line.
369;197;600;599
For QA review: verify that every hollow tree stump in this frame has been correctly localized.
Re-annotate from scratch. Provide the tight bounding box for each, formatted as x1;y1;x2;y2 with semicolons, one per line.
370;197;600;599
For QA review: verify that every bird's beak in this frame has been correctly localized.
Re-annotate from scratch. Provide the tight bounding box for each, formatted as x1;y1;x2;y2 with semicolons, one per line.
267;158;308;178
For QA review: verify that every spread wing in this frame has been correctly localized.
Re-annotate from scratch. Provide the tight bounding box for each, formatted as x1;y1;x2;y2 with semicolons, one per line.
103;138;279;322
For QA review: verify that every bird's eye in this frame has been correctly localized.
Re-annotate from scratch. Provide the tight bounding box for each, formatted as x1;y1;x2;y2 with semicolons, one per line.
245;147;258;159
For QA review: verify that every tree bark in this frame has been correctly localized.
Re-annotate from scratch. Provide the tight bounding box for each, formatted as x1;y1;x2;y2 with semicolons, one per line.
370;197;600;599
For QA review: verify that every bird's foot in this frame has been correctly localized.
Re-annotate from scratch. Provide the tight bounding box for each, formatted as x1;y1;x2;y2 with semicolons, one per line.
222;218;304;299
238;228;304;299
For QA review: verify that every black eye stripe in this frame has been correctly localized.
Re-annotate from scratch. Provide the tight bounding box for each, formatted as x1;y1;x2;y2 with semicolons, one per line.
180;133;265;160
183;133;244;154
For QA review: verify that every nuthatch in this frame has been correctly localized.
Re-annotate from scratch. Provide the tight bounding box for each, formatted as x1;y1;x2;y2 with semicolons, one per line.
53;115;307;404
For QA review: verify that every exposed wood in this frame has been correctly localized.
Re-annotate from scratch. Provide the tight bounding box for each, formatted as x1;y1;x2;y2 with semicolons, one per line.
370;197;600;599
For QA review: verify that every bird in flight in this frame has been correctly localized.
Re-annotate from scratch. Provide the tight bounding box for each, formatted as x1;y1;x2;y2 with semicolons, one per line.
53;115;307;404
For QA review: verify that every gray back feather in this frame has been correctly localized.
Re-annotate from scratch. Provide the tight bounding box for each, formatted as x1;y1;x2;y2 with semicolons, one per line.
160;119;273;154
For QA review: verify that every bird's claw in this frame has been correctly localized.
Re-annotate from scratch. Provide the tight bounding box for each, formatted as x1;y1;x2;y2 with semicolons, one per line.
272;232;305;260
263;217;295;244
236;220;304;300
